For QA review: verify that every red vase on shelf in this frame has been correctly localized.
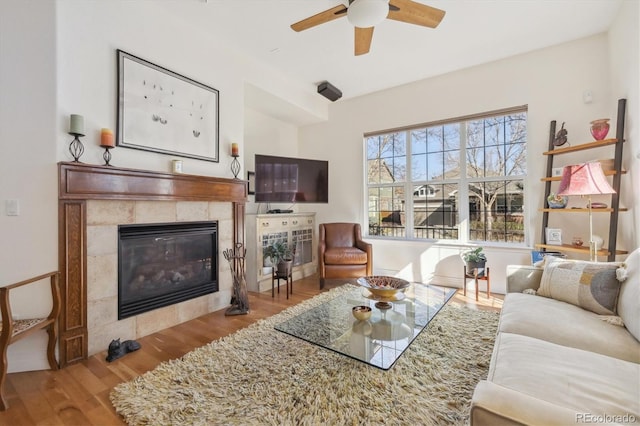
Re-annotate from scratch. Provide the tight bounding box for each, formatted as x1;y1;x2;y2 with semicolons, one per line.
590;118;610;140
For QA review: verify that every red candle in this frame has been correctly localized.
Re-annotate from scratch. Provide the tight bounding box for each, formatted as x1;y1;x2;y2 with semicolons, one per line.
231;142;239;157
100;128;115;148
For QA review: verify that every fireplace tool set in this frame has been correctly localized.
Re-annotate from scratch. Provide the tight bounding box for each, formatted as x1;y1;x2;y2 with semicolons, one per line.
223;243;250;315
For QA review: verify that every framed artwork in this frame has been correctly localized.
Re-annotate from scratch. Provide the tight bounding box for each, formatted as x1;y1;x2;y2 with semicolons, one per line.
117;50;219;162
545;228;563;245
247;171;255;195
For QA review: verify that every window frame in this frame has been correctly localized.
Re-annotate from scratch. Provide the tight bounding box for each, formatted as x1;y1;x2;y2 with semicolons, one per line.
364;105;528;246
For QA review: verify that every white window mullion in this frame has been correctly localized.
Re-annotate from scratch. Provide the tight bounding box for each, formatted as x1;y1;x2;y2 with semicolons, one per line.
404;130;413;239
459;122;470;243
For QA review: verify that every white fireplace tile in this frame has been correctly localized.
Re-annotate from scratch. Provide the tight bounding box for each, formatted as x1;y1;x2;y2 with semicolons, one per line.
88;317;136;357
177;296;210;323
87;200;134;225
209;202;232;219
87;254;117;301
135;201;177;223
88;296;118;330
87;225;118;256
136;304;179;337
177;201;209;221
218;218;233;247
207;289;232;312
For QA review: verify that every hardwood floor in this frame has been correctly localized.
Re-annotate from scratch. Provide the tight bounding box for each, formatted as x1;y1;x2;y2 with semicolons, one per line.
0;275;502;425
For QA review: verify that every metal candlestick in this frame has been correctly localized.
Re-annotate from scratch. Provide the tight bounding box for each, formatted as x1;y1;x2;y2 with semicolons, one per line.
101;146;113;166
68;133;85;162
230;155;241;179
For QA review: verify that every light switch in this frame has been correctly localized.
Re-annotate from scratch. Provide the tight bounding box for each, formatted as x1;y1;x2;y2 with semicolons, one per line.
5;199;19;216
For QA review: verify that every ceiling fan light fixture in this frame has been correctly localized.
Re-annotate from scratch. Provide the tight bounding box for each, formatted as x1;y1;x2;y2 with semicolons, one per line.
347;0;389;28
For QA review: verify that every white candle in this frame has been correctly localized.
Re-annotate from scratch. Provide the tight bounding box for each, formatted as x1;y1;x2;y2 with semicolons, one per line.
69;114;84;135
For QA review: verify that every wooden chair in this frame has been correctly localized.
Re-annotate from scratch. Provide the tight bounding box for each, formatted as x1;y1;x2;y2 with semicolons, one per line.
0;271;61;410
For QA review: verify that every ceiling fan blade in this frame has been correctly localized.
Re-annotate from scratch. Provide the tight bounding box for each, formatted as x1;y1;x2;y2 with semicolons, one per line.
387;0;445;28
291;5;348;32
355;26;374;56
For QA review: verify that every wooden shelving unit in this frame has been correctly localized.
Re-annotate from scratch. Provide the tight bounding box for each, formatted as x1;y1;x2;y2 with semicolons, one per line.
535;99;628;261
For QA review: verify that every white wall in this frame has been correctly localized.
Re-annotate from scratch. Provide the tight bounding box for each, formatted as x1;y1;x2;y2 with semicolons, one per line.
243;107;300;214
299;33;637;293
0;0;58;372
608;0;640;249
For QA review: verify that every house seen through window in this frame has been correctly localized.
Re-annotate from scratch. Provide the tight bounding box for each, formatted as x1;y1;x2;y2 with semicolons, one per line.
366;107;527;244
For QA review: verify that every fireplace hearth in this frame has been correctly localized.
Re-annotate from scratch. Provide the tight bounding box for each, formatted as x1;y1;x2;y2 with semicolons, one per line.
118;221;218;319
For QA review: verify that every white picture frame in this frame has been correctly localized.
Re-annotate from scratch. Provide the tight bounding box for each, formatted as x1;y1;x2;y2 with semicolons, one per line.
117;50;219;162
545;228;563;245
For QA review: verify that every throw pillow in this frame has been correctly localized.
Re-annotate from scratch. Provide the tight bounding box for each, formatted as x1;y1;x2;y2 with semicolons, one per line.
538;257;623;315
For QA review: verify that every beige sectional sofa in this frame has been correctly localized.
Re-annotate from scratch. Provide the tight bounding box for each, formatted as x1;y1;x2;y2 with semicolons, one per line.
471;248;640;425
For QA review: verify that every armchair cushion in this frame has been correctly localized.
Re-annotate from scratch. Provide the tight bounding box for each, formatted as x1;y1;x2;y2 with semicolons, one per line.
324;247;368;265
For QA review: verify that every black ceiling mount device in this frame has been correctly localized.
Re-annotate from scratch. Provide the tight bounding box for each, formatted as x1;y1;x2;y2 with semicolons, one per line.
317;81;342;102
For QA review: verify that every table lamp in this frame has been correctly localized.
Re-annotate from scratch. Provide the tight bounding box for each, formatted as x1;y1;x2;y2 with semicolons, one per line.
557;162;615;261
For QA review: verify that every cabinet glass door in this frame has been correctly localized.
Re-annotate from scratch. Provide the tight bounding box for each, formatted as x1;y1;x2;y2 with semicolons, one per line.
292;228;313;266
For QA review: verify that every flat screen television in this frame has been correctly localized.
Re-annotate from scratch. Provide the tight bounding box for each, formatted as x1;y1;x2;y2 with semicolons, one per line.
254;154;328;203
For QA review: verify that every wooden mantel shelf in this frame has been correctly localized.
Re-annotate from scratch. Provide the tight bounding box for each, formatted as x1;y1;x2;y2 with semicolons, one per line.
59;162;247;202
57;162;246;367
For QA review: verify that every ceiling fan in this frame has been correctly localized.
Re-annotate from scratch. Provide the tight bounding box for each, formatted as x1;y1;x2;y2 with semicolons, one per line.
291;0;445;56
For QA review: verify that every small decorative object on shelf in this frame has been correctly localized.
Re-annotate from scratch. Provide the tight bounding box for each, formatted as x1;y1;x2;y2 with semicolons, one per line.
590;118;610;141
547;193;568;209
230;142;241;179
592;235;604;250
553;122;568;146
545;228;563;245
68;114;85;162
588;202;607;209
223;243;249;316
572;236;584;247
100;128;115;166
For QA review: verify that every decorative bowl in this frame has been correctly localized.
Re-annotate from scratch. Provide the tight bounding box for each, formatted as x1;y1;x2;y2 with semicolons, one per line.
352;305;372;321
547;193;568;209
356;276;410;300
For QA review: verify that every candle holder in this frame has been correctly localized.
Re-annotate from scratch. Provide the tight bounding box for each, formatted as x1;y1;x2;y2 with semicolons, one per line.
230;155;241;179
68;132;85;162
101;146;113;166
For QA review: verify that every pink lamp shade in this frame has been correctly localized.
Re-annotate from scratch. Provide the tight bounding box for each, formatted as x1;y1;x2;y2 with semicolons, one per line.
557;162;616;196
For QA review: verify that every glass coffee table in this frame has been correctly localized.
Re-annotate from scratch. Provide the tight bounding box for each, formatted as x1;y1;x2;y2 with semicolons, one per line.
274;283;456;370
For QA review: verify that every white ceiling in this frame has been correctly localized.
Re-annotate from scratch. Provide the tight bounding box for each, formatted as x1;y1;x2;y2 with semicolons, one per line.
160;0;622;102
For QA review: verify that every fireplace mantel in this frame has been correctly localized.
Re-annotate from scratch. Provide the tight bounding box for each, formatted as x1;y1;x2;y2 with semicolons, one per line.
58;162;246;367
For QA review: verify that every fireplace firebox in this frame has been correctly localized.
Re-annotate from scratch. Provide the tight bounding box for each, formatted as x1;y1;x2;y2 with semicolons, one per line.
118;221;218;319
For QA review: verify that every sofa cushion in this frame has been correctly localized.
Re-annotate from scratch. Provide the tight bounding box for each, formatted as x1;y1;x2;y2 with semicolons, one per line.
499;293;640;363
618;248;640;341
487;332;640;419
538;257;622;315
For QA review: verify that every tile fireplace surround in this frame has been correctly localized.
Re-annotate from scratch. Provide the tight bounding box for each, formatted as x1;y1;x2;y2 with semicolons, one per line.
58;162;246;367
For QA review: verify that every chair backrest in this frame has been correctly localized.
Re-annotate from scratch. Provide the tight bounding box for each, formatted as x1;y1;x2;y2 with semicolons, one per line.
321;223;360;249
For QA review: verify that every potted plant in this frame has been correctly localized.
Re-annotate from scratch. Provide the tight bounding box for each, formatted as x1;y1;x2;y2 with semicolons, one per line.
263;240;294;276
461;247;487;276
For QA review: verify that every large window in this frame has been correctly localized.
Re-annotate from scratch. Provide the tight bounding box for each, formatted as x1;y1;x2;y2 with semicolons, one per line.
366;107;527;244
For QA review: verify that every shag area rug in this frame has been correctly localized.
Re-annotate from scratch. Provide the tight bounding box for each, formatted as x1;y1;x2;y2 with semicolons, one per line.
110;284;499;425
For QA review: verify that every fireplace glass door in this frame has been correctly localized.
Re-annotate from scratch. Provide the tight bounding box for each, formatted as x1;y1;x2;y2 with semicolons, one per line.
118;221;218;319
